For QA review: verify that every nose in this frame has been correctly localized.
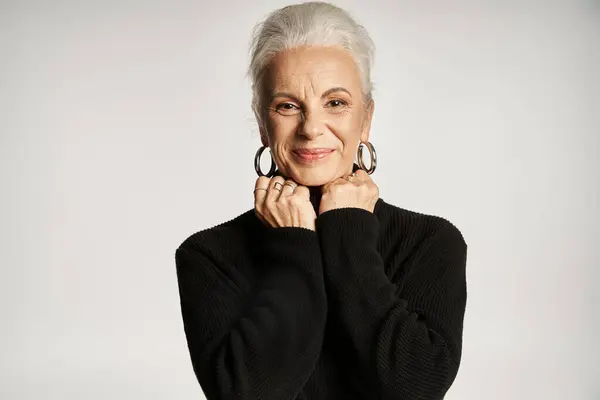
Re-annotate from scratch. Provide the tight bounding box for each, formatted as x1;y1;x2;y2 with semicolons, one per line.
297;109;324;139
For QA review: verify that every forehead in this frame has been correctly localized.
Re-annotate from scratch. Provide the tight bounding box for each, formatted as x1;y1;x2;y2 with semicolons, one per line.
264;45;362;91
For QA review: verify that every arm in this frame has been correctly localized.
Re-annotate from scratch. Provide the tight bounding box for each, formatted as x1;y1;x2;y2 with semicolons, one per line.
175;227;327;400
315;208;467;400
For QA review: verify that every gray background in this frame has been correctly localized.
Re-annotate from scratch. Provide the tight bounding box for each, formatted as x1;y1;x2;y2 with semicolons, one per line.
1;0;598;399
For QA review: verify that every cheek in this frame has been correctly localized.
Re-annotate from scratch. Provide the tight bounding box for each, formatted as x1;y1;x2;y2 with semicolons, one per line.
268;115;299;137
267;117;297;158
330;113;363;144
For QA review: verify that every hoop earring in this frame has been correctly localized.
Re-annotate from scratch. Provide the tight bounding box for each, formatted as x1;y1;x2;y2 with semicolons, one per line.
254;145;277;177
356;141;377;175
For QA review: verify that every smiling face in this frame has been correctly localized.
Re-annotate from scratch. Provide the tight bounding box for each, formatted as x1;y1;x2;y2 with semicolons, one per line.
258;45;374;186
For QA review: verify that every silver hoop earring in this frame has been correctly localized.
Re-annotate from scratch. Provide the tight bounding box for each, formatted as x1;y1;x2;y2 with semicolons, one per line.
254;145;276;177
357;141;377;174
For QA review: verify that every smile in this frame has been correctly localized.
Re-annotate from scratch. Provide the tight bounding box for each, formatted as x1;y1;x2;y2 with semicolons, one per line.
292;149;335;162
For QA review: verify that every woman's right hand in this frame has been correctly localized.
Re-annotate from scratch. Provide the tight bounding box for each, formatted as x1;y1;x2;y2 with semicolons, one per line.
254;175;317;231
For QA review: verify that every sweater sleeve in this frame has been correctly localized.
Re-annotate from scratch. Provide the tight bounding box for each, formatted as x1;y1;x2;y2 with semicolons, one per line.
175;226;327;400
315;208;467;400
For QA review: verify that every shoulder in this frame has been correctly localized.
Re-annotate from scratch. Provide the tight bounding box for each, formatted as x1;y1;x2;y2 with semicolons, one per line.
175;208;260;261
375;198;467;260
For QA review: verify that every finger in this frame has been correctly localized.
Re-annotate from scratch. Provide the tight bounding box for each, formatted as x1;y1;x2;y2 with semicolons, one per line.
334;176;353;186
344;171;367;187
254;176;271;204
348;174;362;186
322;177;345;191
281;179;297;196
266;176;286;202
293;184;310;199
353;169;370;182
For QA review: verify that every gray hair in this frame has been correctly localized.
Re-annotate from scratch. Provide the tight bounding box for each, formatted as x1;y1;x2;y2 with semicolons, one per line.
246;1;375;131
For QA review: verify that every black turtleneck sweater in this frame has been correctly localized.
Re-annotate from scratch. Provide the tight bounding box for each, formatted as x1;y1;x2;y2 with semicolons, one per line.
174;164;468;400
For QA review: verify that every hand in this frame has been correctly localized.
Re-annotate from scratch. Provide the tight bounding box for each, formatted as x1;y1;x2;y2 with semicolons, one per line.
254;175;317;231
319;169;379;215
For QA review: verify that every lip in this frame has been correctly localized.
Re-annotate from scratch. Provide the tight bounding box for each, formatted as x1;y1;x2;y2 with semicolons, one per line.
293;148;335;155
292;148;334;162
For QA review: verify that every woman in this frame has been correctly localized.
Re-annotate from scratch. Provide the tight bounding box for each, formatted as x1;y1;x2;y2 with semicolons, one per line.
175;2;468;399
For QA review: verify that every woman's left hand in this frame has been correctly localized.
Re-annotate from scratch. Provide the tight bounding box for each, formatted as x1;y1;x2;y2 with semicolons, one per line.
319;169;379;215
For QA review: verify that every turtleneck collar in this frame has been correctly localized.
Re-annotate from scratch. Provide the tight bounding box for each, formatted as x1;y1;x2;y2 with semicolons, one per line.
272;163;362;215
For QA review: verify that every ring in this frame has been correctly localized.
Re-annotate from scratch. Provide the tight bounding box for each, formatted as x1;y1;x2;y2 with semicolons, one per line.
253;188;268;193
273;182;283;191
283;183;296;190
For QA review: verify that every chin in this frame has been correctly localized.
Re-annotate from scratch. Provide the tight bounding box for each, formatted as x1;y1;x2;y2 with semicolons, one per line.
291;167;337;187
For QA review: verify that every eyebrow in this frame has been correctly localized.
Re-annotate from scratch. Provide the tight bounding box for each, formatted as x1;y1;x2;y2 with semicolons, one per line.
270;87;352;103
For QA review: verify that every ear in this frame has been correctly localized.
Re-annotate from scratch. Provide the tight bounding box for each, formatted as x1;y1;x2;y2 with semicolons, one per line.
360;99;375;143
257;118;270;147
259;126;268;147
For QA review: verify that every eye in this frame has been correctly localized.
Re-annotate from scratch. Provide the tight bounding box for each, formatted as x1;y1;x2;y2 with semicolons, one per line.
327;99;347;108
276;103;297;111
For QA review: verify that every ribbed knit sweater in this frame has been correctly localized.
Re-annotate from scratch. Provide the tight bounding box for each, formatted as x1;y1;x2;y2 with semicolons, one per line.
174;165;468;400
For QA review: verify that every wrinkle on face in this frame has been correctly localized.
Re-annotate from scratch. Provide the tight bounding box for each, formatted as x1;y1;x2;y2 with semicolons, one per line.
259;45;374;186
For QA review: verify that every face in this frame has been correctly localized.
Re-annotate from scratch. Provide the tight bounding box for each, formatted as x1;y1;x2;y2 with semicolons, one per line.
259;45;374;186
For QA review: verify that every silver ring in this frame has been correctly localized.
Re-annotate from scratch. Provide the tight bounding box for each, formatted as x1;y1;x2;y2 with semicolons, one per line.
283;183;296;190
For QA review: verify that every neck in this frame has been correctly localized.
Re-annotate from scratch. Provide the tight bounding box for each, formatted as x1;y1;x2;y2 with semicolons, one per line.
273;163;360;215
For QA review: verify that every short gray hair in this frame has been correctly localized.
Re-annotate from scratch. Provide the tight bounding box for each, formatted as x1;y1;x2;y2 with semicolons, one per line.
246;1;375;130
